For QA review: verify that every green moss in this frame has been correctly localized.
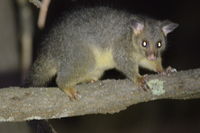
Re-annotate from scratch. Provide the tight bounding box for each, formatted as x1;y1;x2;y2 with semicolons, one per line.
147;79;165;96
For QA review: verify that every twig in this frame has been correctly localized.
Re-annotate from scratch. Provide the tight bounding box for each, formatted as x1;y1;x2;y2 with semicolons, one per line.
0;68;199;122
29;0;51;29
37;0;51;28
17;0;33;83
29;120;58;133
29;0;42;8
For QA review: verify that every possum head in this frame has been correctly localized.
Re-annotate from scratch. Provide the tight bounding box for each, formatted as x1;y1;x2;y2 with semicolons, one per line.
131;17;178;61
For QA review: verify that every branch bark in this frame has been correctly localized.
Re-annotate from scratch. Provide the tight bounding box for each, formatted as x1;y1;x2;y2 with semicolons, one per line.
0;68;200;122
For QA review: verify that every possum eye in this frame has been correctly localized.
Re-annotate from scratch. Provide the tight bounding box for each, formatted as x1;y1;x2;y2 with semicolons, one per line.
156;41;162;48
141;40;148;47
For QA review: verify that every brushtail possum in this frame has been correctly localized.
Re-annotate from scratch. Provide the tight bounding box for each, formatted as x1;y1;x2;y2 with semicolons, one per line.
29;7;178;99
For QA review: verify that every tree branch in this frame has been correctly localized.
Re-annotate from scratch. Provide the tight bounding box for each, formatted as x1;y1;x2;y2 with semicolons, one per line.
29;0;51;29
0;68;199;122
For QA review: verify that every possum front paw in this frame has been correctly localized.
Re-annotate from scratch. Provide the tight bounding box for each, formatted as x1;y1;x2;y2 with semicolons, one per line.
159;66;177;76
134;75;149;91
63;87;80;100
165;66;177;73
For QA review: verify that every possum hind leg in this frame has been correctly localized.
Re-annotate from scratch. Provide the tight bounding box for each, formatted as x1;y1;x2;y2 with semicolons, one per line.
56;46;97;100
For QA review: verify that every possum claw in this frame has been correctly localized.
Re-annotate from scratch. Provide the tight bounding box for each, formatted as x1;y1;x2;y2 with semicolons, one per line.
63;88;80;100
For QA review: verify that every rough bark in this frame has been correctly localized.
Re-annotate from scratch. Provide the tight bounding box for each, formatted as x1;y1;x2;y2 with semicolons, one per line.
0;68;199;122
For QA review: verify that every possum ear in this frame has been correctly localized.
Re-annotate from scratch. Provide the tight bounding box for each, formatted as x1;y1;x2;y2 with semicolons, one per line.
161;20;179;36
131;19;144;35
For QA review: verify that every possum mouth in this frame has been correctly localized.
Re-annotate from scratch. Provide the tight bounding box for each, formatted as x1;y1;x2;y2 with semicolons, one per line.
147;54;156;61
146;52;158;61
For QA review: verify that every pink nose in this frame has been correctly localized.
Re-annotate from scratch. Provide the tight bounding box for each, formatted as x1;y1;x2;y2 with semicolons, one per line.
147;54;156;61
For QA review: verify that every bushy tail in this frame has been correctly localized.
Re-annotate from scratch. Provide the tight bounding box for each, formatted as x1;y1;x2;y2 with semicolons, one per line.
23;56;57;87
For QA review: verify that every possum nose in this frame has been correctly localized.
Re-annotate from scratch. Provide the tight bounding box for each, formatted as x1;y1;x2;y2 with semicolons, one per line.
147;54;156;61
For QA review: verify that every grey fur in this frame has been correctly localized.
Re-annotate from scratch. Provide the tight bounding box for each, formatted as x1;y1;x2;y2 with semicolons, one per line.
29;7;178;90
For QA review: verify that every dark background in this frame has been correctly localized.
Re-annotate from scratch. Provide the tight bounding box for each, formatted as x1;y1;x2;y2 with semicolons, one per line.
0;0;200;133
